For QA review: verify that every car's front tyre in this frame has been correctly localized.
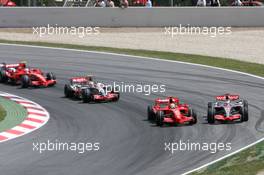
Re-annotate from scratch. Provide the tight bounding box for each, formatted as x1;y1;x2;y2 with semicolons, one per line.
64;84;73;98
156;111;164;127
82;88;92;103
0;69;8;83
207;102;215;124
147;105;154;121
21;75;31;88
242;100;249;122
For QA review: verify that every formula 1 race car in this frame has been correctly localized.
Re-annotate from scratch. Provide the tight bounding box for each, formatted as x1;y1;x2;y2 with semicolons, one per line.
0;62;56;88
64;76;120;103
207;94;248;124
147;97;197;127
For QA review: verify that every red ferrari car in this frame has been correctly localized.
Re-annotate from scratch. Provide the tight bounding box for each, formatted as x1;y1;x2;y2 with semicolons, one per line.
148;97;197;127
0;62;56;88
207;94;248;123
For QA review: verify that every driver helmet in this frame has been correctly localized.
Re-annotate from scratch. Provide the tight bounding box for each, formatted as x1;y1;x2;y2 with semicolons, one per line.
87;76;93;81
89;81;95;87
225;94;231;103
170;103;176;109
19;61;27;69
24;68;30;74
97;83;104;88
169;97;174;103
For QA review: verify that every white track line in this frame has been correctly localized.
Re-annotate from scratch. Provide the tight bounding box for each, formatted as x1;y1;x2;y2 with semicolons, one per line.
0;43;263;174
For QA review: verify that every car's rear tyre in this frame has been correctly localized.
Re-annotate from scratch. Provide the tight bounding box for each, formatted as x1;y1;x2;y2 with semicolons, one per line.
46;72;56;80
64;84;73;98
156;111;164;127
0;69;8;83
21;75;31;88
189;109;197;125
242;100;249;122
1;63;6;71
207;102;215;124
82;88;92;103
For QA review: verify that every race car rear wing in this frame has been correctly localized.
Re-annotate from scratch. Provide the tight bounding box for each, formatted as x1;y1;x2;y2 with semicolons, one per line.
71;76;93;83
0;63;20;68
216;94;240;101
155;97;179;104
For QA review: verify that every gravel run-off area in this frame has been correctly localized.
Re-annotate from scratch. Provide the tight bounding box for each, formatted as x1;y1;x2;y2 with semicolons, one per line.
0;27;263;64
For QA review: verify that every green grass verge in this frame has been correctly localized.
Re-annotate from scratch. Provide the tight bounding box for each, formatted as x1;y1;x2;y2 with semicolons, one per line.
0;104;6;122
0;39;264;77
191;141;264;175
0;97;28;132
0;39;264;173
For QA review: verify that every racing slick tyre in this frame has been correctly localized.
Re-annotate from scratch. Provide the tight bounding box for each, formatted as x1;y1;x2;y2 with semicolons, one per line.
46;72;56;80
0;69;8;83
189;109;197;125
64;84;73;98
147;106;154;121
242;100;249;122
156;111;164;127
1;63;6;70
82;88;92;103
207;102;215;124
113;92;120;102
21;75;31;88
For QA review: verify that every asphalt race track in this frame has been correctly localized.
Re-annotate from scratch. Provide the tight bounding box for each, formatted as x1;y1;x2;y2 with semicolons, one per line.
0;44;264;175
